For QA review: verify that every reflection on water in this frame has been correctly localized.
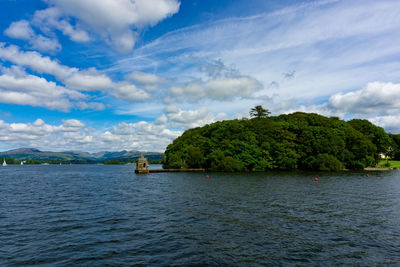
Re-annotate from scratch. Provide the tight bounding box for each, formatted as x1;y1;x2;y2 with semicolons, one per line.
1;165;399;265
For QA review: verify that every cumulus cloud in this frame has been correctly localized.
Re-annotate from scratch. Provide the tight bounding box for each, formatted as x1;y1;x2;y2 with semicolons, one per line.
0;43;75;79
4;20;34;40
328;82;400;116
32;7;90;42
168;76;262;103
0;118;181;152
30;0;181;52
0;66;77;111
62;68;151;101
110;82;150;102
0;66;104;112
0;118;86;144
206;76;262;100
4;20;61;53
164;105;228;128
165;59;263;103
63;68;113;91
5;0;180;53
0;44;150;103
126;71;169;91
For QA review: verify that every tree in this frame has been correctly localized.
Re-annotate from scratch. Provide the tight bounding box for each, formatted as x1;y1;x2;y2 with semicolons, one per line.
187;145;204;168
250;105;271;118
349;119;392;161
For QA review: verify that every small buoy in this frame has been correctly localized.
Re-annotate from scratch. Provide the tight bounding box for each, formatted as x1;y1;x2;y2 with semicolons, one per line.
366;173;370;177
314;178;319;182
148;172;150;175
206;175;210;179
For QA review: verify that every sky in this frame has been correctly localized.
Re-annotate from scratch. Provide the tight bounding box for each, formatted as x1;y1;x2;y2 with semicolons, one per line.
0;0;400;152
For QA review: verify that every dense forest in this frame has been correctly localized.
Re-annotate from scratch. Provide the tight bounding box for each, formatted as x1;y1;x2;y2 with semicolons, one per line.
163;110;400;171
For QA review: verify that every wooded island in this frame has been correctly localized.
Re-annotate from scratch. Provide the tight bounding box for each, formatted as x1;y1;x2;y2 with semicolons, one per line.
163;108;400;172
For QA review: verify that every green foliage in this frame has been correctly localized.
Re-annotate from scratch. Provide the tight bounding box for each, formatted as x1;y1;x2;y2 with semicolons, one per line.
349;119;392;162
210;151;244;172
249;105;271;118
163;151;184;169
163;112;389;172
187;146;204;168
389;134;400;160
3;158;20;164
104;160;126;165
306;154;343;171
24;159;41;164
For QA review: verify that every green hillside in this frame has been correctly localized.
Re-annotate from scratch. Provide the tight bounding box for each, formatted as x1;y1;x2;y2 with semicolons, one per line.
0;148;162;164
163;112;395;171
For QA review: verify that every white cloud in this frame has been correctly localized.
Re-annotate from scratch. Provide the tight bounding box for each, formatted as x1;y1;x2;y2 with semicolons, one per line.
61;119;85;129
114;0;400;105
0;67;76;111
32;7;91;42
110;82;150;102
63;68;113;91
6;118;84;135
168;76;262;103
76;101;106;111
0;44;151;103
0;66;104;112
328;82;400;116
126;71;169;91
165;105;228;128
206;76;262;100
30;34;61;53
0;118;181;152
4;20;34;40
37;0;180;52
64;69;152;101
4;20;61;53
0;43;75;79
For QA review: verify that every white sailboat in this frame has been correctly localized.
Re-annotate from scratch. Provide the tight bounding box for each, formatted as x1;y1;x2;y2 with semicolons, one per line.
20;161;24;165
2;158;7;166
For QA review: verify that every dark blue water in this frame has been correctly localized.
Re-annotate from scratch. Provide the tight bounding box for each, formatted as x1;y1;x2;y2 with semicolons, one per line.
1;165;399;266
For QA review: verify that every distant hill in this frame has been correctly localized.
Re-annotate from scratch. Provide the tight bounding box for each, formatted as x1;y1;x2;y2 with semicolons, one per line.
0;148;162;163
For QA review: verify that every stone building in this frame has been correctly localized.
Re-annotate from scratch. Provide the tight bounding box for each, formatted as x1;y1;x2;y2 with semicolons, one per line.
135;155;149;173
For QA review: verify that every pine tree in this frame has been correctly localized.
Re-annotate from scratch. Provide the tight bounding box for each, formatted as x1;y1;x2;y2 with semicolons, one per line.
249;105;271;118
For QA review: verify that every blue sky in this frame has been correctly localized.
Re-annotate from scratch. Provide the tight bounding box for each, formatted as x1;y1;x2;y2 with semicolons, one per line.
0;0;400;152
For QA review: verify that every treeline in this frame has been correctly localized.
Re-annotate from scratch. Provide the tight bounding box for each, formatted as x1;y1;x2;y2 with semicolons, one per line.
2;159;98;164
2;158;163;165
163;112;399;172
103;157;162;165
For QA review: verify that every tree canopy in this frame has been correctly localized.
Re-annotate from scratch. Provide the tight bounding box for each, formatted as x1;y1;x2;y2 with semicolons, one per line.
163;112;395;172
249;105;271;118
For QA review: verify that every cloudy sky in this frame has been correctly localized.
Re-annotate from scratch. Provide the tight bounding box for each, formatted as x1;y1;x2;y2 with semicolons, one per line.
0;0;399;152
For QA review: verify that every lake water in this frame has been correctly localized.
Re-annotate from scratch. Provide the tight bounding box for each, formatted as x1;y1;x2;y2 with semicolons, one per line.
1;165;399;266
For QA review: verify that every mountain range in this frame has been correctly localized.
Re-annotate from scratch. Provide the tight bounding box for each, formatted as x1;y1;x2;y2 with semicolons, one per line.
0;148;162;162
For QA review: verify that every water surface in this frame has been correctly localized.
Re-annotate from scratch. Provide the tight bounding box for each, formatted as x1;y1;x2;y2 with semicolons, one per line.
1;165;399;265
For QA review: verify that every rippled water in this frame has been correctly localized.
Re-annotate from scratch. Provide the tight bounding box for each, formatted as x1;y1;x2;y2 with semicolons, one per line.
1;165;400;266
